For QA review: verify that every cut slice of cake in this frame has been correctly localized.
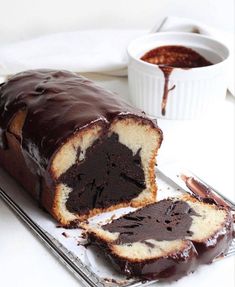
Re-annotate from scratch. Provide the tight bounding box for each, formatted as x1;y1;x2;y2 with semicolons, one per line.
83;195;233;281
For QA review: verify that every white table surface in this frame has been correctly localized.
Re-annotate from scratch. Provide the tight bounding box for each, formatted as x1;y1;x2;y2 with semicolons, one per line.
0;73;234;287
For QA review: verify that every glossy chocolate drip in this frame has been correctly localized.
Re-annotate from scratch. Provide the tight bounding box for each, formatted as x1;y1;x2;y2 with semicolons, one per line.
159;66;175;116
0;69;151;179
103;199;198;244
60;133;145;215
141;45;212;116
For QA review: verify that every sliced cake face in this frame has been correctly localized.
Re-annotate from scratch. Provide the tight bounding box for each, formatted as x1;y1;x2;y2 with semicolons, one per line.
0;69;163;226
85;197;233;280
184;197;233;263
51;116;162;225
186;198;231;243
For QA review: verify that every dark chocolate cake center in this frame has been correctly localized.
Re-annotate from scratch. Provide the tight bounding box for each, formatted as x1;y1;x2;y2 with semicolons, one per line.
59;133;145;215
103;200;198;243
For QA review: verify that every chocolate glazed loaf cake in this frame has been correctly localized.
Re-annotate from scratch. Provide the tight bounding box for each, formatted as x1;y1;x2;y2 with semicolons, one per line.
84;195;233;281
0;69;163;226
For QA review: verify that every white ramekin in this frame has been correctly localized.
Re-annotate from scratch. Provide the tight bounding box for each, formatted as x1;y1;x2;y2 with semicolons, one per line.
127;32;230;120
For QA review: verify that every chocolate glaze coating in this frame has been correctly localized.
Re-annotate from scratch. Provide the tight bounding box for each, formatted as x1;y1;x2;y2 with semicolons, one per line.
0;69;158;180
111;243;198;281
88;231;198;281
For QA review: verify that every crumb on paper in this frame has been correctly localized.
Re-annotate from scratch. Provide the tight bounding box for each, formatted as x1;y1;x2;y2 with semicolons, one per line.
77;242;91;248
62;232;69;238
80;232;88;240
103;277;130;285
110;214;116;221
191;27;200;34
56;225;63;228
104;214;117;224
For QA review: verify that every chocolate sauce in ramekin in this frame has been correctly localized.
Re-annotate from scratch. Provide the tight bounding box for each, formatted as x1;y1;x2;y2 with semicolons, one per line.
141;45;212;116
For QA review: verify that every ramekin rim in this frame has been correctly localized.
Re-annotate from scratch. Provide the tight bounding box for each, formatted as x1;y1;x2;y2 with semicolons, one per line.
127;31;230;71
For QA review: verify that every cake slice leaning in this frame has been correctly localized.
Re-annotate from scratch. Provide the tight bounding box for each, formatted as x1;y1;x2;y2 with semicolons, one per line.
83;195;233;281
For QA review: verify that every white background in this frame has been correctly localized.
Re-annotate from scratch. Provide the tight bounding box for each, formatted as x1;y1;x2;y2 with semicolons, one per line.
0;1;234;287
0;0;234;45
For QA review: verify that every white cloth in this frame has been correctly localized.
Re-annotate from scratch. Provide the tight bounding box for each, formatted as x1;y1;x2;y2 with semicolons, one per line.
0;16;233;93
0;30;145;78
